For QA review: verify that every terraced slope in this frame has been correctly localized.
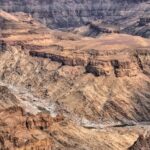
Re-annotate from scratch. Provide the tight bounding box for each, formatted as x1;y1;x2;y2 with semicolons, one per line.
0;0;150;38
0;10;150;150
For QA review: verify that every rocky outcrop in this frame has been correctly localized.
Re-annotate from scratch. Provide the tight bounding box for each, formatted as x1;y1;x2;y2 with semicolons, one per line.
30;50;142;77
0;0;149;28
139;17;150;26
0;11;150;125
1;10;149;79
0;85;20;109
0;106;65;150
0;0;150;38
123;15;150;38
72;21;120;37
1;41;150;124
128;134;150;150
1;10;150;150
87;58;141;77
0;106;148;150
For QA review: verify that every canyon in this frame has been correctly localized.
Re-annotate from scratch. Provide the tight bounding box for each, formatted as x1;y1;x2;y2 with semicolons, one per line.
0;0;150;38
0;2;150;150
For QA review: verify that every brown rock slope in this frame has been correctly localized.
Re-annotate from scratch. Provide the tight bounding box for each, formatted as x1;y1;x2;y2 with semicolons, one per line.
0;10;150;124
0;85;20;109
0;106;61;150
0;85;145;150
0;106;148;150
128;134;150;150
0;10;150;149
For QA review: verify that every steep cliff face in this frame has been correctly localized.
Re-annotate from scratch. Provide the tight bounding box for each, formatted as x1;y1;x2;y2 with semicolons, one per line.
0;11;150;125
0;106;54;150
0;10;150;150
0;0;149;30
123;15;150;38
0;106;148;150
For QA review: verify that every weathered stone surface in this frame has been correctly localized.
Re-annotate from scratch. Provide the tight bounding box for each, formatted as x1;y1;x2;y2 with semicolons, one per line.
0;106;54;150
0;106;148;150
0;0;150;37
0;11;150;123
128;134;150;150
123;15;150;38
72;21;120;37
0;85;20;109
0;10;150;150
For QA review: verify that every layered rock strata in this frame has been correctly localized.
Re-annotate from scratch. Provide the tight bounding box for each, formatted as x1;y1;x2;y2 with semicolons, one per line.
0;12;150;150
0;106;57;150
0;106;149;150
0;0;149;28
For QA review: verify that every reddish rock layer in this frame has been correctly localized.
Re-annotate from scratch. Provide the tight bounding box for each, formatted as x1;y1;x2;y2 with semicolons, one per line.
0;106;64;150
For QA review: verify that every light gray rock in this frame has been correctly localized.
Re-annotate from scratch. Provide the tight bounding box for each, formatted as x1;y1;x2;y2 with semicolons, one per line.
0;0;149;28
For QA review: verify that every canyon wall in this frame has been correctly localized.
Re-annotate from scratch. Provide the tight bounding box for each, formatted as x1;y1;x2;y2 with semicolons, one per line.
0;9;150;150
0;0;149;29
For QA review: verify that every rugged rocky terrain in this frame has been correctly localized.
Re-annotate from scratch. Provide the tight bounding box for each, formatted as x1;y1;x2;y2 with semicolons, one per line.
123;15;150;38
0;10;150;150
0;0;150;38
129;134;150;150
1;106;149;150
0;106;54;150
71;20;121;37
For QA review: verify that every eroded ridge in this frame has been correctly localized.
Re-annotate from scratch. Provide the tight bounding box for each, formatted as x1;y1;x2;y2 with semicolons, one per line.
1;11;150;78
0;10;150;150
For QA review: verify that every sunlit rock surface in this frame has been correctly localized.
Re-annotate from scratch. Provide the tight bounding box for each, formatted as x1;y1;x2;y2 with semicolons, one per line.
0;10;150;150
0;0;150;37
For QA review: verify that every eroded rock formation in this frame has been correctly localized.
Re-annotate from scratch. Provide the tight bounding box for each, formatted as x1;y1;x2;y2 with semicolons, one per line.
0;106;55;150
0;106;147;150
0;0;149;38
0;10;150;150
129;134;150;150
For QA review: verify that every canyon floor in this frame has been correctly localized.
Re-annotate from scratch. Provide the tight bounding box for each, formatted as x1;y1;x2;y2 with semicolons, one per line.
0;10;150;150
